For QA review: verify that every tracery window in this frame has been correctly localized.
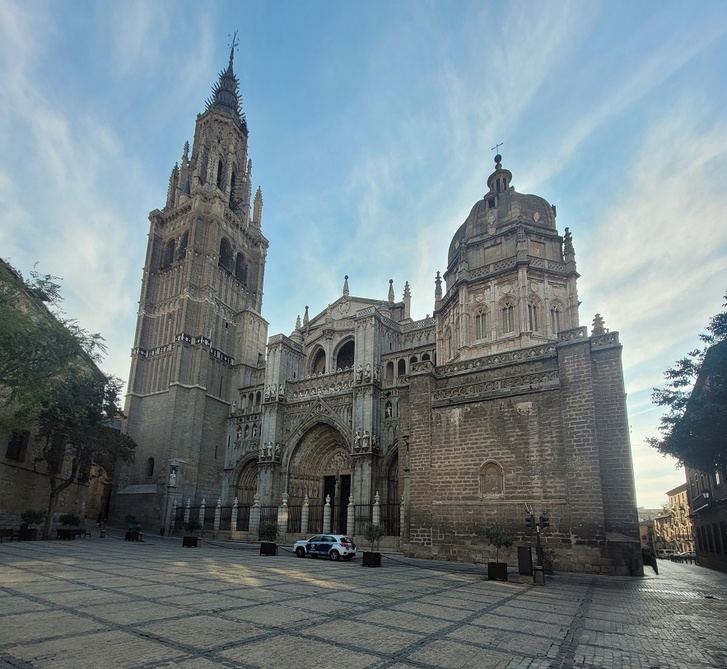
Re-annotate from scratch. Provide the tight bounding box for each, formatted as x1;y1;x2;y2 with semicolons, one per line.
475;311;488;340
397;359;406;377
218;237;233;272
444;327;452;360
479;462;504;496
216;159;225;190
528;304;539;332
550;305;561;334
312;348;326;375
176;231;188;261
385;361;394;383
501;303;514;334
336;340;355;369
235;253;247;284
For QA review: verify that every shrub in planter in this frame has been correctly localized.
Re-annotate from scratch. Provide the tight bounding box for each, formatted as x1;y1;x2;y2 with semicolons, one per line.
482;523;513;581
362;524;385;567
59;513;80;527
258;521;278;555
19;510;44;540
182;519;200;547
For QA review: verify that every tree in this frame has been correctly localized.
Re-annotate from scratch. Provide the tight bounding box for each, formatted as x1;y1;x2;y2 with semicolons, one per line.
35;369;136;538
647;293;727;471
0;261;104;425
0;259;136;537
482;523;513;563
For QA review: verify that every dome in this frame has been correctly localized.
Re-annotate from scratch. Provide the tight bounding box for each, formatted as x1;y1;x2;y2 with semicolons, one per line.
447;157;556;266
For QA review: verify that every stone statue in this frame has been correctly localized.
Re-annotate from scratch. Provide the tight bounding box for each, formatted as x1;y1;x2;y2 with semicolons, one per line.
354;430;361;451
362;430;370;451
355;364;363;384
168;468;177;487
385;402;393;418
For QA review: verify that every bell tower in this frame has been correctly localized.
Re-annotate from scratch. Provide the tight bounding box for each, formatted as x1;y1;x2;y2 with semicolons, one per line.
116;42;269;529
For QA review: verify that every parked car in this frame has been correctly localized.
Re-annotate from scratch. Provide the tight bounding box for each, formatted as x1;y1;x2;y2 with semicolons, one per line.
294;534;356;561
656;549;676;559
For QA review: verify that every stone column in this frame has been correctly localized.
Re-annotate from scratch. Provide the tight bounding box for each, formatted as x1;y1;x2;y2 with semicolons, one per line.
214;498;221;531
184;498;191;526
277;492;289;539
250;494;261;537
399;494;406;538
346;495;355;536
372;490;381;527
323;494;332;533
301;495;309;535
231;497;239;532
199;498;206;530
170;498;177;533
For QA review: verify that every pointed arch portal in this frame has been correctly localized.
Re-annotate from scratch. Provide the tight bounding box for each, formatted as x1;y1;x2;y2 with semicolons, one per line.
288;423;351;534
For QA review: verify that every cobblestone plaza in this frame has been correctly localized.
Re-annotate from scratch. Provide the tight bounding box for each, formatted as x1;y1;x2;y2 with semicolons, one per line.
1;537;725;668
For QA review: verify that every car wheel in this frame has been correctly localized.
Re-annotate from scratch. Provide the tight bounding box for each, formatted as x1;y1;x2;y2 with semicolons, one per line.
330;549;340;561
295;547;305;558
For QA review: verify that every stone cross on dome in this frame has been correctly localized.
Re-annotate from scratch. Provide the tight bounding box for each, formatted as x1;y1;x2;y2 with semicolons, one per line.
490;142;504;168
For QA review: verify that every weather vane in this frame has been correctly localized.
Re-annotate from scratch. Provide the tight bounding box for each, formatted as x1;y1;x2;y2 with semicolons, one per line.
490;142;503;153
227;30;239;64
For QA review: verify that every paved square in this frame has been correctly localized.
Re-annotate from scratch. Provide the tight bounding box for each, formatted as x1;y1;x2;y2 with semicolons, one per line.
1;536;726;668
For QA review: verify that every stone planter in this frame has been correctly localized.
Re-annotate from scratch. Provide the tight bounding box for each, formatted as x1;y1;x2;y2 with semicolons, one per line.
182;535;199;548
56;528;76;540
487;561;508;581
362;551;382;567
260;541;277;556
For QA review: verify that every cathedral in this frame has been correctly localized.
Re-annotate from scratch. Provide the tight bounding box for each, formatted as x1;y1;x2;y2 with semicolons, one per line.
113;47;643;575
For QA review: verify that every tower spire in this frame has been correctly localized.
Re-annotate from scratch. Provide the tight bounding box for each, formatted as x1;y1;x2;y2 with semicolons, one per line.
205;34;247;132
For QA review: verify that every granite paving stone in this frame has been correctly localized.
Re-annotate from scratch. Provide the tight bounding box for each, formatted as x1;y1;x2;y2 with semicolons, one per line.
0;536;725;669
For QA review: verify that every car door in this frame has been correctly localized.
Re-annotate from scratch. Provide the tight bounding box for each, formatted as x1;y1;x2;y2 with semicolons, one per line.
307;536;323;555
320;535;335;556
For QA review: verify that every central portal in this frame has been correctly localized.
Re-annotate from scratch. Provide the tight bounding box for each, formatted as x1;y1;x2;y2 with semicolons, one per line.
288;422;352;534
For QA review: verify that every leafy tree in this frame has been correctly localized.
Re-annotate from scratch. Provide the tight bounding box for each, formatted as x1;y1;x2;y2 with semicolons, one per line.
0;261;104;425
647;293;727;471
482;523;513;562
0;259;136;537
35;368;136;538
364;523;386;552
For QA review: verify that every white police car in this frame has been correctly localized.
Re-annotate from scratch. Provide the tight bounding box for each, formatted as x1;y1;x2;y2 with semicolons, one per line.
294;534;356;561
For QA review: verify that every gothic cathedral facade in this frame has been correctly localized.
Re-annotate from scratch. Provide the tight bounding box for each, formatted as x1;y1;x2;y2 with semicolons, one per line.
114;51;643;575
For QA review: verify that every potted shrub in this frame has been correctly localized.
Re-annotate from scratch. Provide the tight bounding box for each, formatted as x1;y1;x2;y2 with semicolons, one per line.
182;519;201;547
483;524;512;581
362;523;385;567
19;510;45;541
258;521;278;555
57;513;81;540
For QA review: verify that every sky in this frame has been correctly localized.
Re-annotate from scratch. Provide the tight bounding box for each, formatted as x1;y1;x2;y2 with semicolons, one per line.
1;1;726;509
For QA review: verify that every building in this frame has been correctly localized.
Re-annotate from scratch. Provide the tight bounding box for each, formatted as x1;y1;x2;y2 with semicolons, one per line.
685;342;727;572
113;49;642;575
0;259;110;529
653;483;694;554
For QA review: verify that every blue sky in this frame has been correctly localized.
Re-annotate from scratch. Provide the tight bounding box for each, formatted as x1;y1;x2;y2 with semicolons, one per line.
1;1;726;508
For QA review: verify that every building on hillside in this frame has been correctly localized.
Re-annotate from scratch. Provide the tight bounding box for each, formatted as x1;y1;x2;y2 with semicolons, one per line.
0;259;111;529
653;483;694;554
685;342;727;572
113;48;642;575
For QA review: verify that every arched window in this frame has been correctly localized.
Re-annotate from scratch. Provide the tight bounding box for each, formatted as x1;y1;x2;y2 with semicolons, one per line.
528;304;539;332
146;457;155;478
385;361;394;383
255;391;261;405
410;356;418;365
336;340;355;370
422;353;430;361
312;349;326;375
475;310;488;340
229;169;237;208
177;231;188;261
501;303;514;334
479;462;504;496
216;159;225;190
397;359;406;377
550;305;561;334
235;253;248;284
444;327;452;360
199;149;209;184
161;239;175;269
219;237;233;272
